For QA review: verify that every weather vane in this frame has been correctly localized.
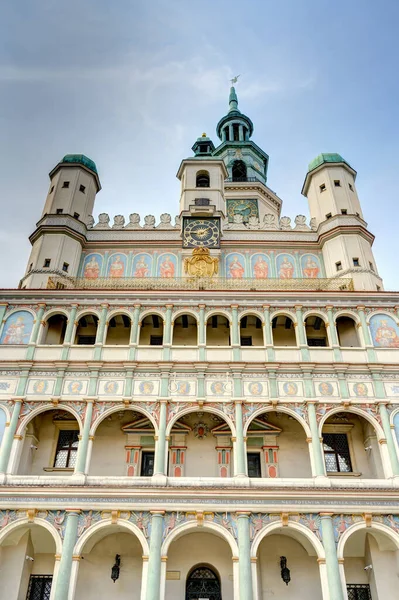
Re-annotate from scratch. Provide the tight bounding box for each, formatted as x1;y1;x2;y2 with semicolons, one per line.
230;74;240;85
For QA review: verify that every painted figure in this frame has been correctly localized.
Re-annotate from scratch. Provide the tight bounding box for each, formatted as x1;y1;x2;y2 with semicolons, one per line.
2;315;31;345
109;255;125;278
303;256;320;278
279;256;294;279
134;256;150;278
253;255;268;279
84;256;100;279
68;381;83;394
229;256;245;279
249;382;263;396
283;382;298;396
353;382;368;397
319;382;334;396
211;381;225;395
176;381;191;395
159;256;175;278
33;380;48;394
139;381;154;395
104;381;118;394
373;318;399;348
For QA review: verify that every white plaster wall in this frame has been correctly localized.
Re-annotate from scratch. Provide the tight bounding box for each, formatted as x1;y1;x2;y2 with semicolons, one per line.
258;534;322;599
75;532;142;600
165;532;233;600
183;431;221;478
266;413;312;478
367;534;399;600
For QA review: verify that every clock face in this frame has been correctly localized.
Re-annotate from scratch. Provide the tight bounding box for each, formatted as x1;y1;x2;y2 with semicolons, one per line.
183;218;220;248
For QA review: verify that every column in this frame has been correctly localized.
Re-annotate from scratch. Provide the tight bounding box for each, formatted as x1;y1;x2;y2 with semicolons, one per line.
53;510;80;600
378;402;399;476
0;398;22;473
263;305;275;361
26;303;46;359
236;512;254;600
162;304;173;360
295;305;310;361
231;305;240;361
357;306;376;362
234;401;247;477
239;124;244;141
229;124;233;142
61;304;78;360
129;304;141;360
154;400;167;476
326;305;342;362
307;402;326;476
74;399;94;475
146;511;164;600
320;514;345;600
198;304;206;361
93;303;109;360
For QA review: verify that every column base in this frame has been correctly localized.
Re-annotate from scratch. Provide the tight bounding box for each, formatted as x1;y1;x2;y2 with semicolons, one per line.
233;475;250;486
71;473;87;485
0;472;6;485
314;475;332;487
152;474;168;486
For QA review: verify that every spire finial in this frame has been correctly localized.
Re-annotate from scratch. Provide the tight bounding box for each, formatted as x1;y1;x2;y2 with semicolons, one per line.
229;75;240;113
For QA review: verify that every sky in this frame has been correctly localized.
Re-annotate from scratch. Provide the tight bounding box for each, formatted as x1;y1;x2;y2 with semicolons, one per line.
1;0;398;289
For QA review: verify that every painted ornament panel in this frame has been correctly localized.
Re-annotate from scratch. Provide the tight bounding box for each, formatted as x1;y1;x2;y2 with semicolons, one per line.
276;254;296;279
157;254;177;278
251;254;270;279
62;379;89;395
107;253;127;278
384;382;399;397
0;379;18;394
98;380;124;396
244;381;268;397
207;380;231;396
0;311;34;345
132;253;152;278
133;379;160;396
315;381;338;397
169;380;196;396
349;382;372;398
27;379;55;395
83;253;103;279
301;254;321;278
226;253;246;279
369;314;399;348
278;381;303;397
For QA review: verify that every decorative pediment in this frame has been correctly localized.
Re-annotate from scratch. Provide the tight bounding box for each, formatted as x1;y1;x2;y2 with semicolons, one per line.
247;417;282;436
121;417;154;434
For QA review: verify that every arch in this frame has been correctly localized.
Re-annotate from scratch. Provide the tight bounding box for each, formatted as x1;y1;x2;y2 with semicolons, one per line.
270;309;297;323
335;314;360;348
161;519;238;557
196;170;210;188
232;160;247;181
0;517;62;555
90;403;158;436
40;313;68;345
74;518;149;556
304;312;330;347
172;313;198;346
42;308;70;321
389;406;399;426
166;406;236;437
205;311;231;347
139;312;164;346
251;519;325;559
337;520;399;560
75;308;102;321
333;309;361;325
205;309;232;323
243;405;311;438
74;312;99;346
139;309;165;323
238;309;264;323
186;564;221;599
0;402;12;423
17;404;83;436
271;312;297;347
318;406;385;439
172;309;199;323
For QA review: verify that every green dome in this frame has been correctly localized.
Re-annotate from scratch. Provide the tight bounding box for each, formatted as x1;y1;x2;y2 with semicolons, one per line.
308;153;351;173
62;154;98;174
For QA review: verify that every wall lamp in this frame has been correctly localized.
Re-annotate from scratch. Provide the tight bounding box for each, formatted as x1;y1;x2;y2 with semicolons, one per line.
280;556;291;585
111;554;121;583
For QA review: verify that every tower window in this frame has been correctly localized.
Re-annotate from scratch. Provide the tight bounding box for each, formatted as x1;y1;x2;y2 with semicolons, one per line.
369;261;374;272
196;171;210;188
56;208;63;214
50;186;54;194
334;180;341;187
341;209;347;215
326;213;332;219
233;124;240;141
79;184;86;193
319;183;326;192
335;261;342;271
62;181;70;188
43;258;51;268
353;258;360;267
349;183;354;191
28;263;33;273
73;212;80;219
62;262;69;272
232;160;247;181
376;285;381;291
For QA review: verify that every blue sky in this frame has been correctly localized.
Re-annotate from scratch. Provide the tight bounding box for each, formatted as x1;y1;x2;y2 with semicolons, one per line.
1;0;398;288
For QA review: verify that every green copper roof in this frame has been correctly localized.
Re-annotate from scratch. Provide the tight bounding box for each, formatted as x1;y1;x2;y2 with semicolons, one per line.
307;153;351;173
62;154;98;174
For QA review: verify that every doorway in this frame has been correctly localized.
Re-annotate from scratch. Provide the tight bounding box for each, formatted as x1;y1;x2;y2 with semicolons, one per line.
186;566;222;600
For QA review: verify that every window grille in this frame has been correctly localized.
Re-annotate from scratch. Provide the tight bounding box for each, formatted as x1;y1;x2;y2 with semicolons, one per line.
347;584;372;600
186;566;221;600
54;430;79;468
26;575;53;600
323;433;352;472
308;338;327;347
240;336;252;346
141;451;155;476
247;453;261;477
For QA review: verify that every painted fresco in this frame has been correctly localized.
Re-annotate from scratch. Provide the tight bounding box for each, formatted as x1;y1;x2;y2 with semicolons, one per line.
107;253;127;278
27;379;55;395
0;311;34;345
226;253;245;279
316;381;337;397
83;253;103;279
251;254;270;279
133;379;160;396
157;254;177;278
0;379;18;394
278;381;303;397
169;380;196;396
226;199;259;223
62;379;89;395
244;381;268;397
132;253;152;277
276;254;296;279
301;254;321;278
369;314;399;348
350;382;371;397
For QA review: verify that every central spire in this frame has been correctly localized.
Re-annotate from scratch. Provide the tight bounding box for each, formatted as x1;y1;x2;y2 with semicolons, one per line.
228;86;239;113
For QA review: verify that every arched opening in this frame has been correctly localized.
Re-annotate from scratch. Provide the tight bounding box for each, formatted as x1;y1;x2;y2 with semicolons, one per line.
104;314;132;345
74;314;98;345
169;411;233;478
304;315;329;347
166;532;233;599
89;409;156;477
0;522;57;599
138;314;164;346
40;314;67;345
256;529;323;599
206;314;230;346
196;170;210;188
17;409;80;476
272;315;297;346
343;527;399;599
322;412;384;479
336;316;360;347
240;314;264;347
172;314;198;346
186;565;222;600
245;411;311;479
76;526;143;599
232;160;247;181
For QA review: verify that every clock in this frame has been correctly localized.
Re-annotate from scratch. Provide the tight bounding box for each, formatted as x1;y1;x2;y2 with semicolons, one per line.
183;218;220;248
226;199;259;223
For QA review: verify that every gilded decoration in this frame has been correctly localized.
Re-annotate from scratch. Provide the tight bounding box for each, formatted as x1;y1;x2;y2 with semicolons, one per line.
184;248;219;278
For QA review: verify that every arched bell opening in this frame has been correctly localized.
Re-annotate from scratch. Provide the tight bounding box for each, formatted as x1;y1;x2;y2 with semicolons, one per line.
196;170;210;188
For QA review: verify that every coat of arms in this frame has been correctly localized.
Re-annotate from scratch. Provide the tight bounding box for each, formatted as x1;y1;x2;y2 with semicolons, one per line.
184;248;219;278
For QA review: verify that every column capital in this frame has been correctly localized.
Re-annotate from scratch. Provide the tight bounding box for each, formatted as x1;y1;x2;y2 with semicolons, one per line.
236;511;251;517
319;512;334;518
150;510;165;516
65;509;81;516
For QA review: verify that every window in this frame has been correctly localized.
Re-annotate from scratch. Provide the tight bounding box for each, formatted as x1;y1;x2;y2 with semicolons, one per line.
50;186;54;194
369;261;374;271
323;433;352;472
79;184;86;193
308;338;327;347
341;209;347;215
319;183;326;192
334;180;341;187
247;453;261;477
196;171;210;188
43;258;51;268
62;181;70;188
232;160;247;181
28;263;33;273
54;430;79;468
56;282;66;290
26;575;53;600
194;198;210;206
77;335;96;345
353;258;360;267
376;285;381;291
73;212;80;219
325;212;332;219
62;262;69;272
240;336;252;346
336;261;342;271
346;584;372;600
349;183;354;191
56;208;63;214
150;335;163;346
141;451;155;476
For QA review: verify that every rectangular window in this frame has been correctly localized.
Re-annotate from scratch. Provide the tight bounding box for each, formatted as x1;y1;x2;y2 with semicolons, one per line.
73;212;80;219
326;212;332;219
308;338;327;347
141;451;155;476
43;258;51;268
62;181;70;188
353;258;360;267
62;262;69;272
341;209;347;214
54;430;79;468
334;180;341;187
56;208;63;214
79;184;86;193
336;261;342;271
346;584;372;600
26;575;53;600
150;335;163;346
28;263;33;272
323;433;352;472
349;183;354;191
376;285;381;291
240;336;252;346
369;261;374;271
50;186;54;194
77;335;96;345
247;453;261;477
319;183;326;192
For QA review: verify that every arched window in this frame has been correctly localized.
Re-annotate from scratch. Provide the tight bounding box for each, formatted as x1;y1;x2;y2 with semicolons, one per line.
74;314;98;345
232;160;247;181
196;170;210;188
305;315;329;347
139;314;164;346
186;566;221;600
336;316;360;347
272;315;297;346
206;314;230;346
105;314;132;345
41;314;67;345
240;314;264;346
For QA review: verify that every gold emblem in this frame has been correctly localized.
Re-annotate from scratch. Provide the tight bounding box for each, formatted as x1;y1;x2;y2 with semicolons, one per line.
184;248;219;278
